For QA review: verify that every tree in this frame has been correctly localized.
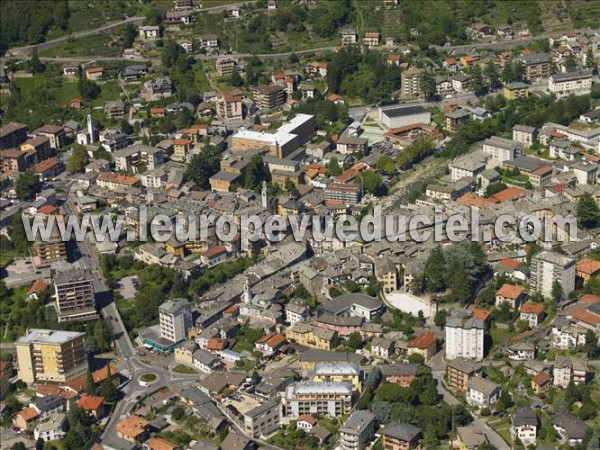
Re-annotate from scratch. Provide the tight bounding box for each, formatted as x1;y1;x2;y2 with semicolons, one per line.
585;48;596;71
365;367;382;390
485;61;500;90
326;157;342;176
121;119;134;135
244;154;266;190
564;54;577;73
85;368;95;395
35;437;44;450
28;48;45;74
551;280;563;304
346;332;363;350
11;443;27;450
584;330;599;357
171;406;185;420
123;23;137;48
497;390;513;411
470;64;485;94
577;194;600;229
423;245;446;292
376;155;395;175
15;171;40;200
66;144;89;173
358;171;387;196
421;71;437;99
162;40;183;68
185;145;221;188
100;365;117;404
230;70;244;87
434;310;448;327
407;353;425;364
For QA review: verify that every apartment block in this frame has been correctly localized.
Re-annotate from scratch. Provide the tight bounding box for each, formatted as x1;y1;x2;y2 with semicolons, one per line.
285;323;338;350
549;70;593;98
530;251;576;299
314;362;361;393
0;122;28;149
243;399;280;438
466;377;501;409
445;310;485;360
53;268;98;322
482;136;523;163
284;382;353;418
339;410;376;450
400;68;423;101
324;182;362;205
159;299;192;344
446;358;481;393
382;422;422;450
16;329;87;384
216;92;244;121
252;85;286;110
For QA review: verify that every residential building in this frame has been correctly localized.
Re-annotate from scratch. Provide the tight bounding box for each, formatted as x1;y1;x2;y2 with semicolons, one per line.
243;399;280;438
159;299;192;344
553;356;588;387
314;362;361;393
371;337;394;359
552;322;587;350
53;268;98;322
382;422;422;450
531;371;551;395
216;56;237;75
407;331;436;361
518;53;551;80
341;29;358;46
173;138;193;161
553;413;588;446
34;125;66;150
549;70;593;98
508;341;535;361
446;358;481;393
31;215;67;269
116;415;149;444
284;382;353;418
519;303;545;328
400;68;423;100
12;407;40;431
200;34;219;48
114;143;164;173
363;32;380;48
453;425;489;449
445;109;471;132
252;85;286;110
530;251;576;299
216;92;244;121
452;74;470;92
192;349;222;373
449;153;487;181
15;329;87;384
529;165;553;188
482;136;523;163
105;100;126;118
336;136;368;155
0;122;28;149
495;284;526;310
85;67;103;81
380;364;419;387
445;310;485;360
466;377;501;409
33;158;63;181
141;77;173;101
139;25;160;40
503;82;530;100
96;172;140;191
1;148;27;175
77;395;106;421
285;301;310;326
512;124;536;146
510;408;538;447
285;323;338;350
255;332;287;356
324;182;362;205
34;412;68;442
339;410;376;450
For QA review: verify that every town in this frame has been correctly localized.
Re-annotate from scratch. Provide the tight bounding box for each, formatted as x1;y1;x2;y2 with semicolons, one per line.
1;1;600;450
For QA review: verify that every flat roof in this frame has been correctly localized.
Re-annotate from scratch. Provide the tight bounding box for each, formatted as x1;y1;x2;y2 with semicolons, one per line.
381;104;429;118
17;328;85;345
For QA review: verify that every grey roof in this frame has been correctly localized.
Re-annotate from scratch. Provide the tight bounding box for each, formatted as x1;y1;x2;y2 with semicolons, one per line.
519;53;550;64
532;250;575;267
383;422;422;442
320;293;383;316
298;349;364;364
179;388;223;420
340;410;375;434
447;358;481;374
550;70;593;82
381;104;429;119
513;124;536;133
457;425;488;447
53;267;93;285
380;363;419;377
244;399;280;419
511;407;538;427
159;298;190;315
553;412;588;439
446;310;484;330
467;377;500;395
221;432;252;450
193;348;219;366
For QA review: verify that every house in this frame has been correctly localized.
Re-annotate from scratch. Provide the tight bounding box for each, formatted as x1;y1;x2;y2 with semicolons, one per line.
452;74;471;92
553;356;588;387
363;32;380;48
380;364;419;387
62;65;79;77
12;407;40;430
531;371;551;395
255;332;287;356
192;349;222;373
510;408;538;447
34;412;68;442
139;25;160;40
446;358;481;393
243;399;280;438
105;100;126;118
519;303;545;328
144;437;180;450
407;331;436;361
495;284;526;310
371;337;394;359
287;322;338;351
116;415;149;443
551;321;587;350
33;158;63;181
508;341;535;361
466;377;501;409
553;412;588;446
77;395;105;420
227;5;241;18
453;425;489;449
85;67;103;81
513;124;537;146
576;258;600;286
200;34;219;49
336;135;368;155
382;422;422;450
141;77;174;101
341;28;358;46
296;414;317;431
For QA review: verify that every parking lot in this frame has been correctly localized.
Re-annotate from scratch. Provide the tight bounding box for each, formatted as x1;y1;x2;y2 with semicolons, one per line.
117;275;140;299
222;392;260;415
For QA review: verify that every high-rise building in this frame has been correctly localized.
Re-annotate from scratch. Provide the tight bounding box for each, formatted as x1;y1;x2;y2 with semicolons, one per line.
400;68;423;101
339;410;376;450
159;299;192;343
445;310;485;360
53;268;98;322
530;251;576;299
15;329;87;384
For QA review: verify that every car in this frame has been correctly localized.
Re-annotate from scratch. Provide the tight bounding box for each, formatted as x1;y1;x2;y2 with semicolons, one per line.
226;405;240;416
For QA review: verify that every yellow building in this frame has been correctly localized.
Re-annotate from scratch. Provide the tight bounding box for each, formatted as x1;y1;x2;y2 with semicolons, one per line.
503;82;530;100
15;329;87;384
285;323;338;351
313;362;362;393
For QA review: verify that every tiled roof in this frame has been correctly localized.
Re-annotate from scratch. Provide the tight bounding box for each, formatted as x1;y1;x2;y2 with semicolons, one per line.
408;331;435;349
116;415;149;439
576;258;600;275
78;395;104;411
496;284;525;299
520;303;544;315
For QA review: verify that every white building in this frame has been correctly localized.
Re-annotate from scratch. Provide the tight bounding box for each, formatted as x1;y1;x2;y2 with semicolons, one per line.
549;70;593;98
449;152;488;182
244;399;281;438
445;310;485;361
512;125;536;147
34;413;68;442
378;104;431;129
482;136;523;163
339;410;376;450
466;377;500;409
510;408;538;447
530;251;576;299
159;298;192;343
284;382;353;418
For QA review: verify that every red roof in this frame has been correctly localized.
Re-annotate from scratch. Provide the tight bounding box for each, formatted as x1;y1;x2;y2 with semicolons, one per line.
408;331;436;349
576;258;600;276
207;337;226;351
490;186;528;203
570;308;600;326
256;332;286;349
297;414;317;426
204;245;228;259
500;258;521;269
15;407;39;422
78;395;104;411
174;138;192;145
496;284;525;300
472;307;491;322
581;294;600;304
37;204;59;215
520;303;544;315
97;172;139;186
532;371;551;386
33;158;61;174
457;193;497;208
28;279;49;294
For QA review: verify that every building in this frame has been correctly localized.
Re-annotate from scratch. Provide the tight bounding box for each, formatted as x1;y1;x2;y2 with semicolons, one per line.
518;53;551;80
503;82;530;100
553;356;588;387
339;410;376;450
445;109;471;132
34;125;66;150
407;331;436;361
0;122;28;149
314;362;361;393
449;153;487;182
284;382;353;418
114;143;163;173
549;70;593;98
495;284;526;310
371;337;395;359
519;303;545;328
324;182;362;205
34;412;68;442
159;299;192;344
553;412;588;446
508;341;535;361
116;415;149;444
319;294;384;322
531;371;551;395
1;148;27;175
200;34;219;48
31;215;67;269
513;125;536;146
445;310;485;360
285;323;338;350
96;172;140;191
453;425;489;449
84;67;103;81
15;329;87;384
216;56;236;75
216;92;244;121
173;138;193;161
336;136;368;155
446;358;481;393
53;268;98;322
400;68;423;100
382;422;422;450
363;32;380;48
139;25;160;40
466;377;501;409
379;104;431;129
174;341;197;366
243;399;280;438
255;332;287;356
341;29;358;46
510;408;538;447
530;251;576;299
252;85;285;110
77;395;106;420
482;136;522;163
